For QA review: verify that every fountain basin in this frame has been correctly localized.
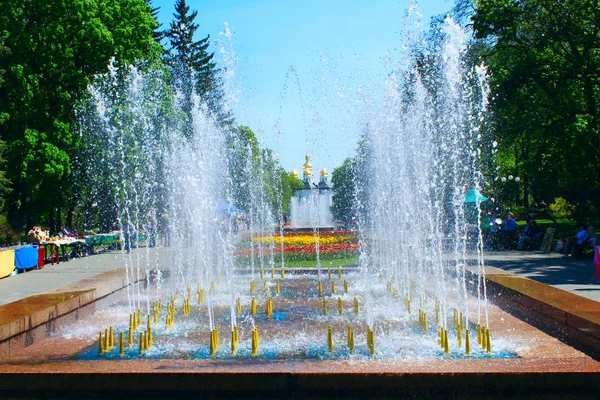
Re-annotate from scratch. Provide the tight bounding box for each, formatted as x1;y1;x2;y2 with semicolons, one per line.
1;260;600;398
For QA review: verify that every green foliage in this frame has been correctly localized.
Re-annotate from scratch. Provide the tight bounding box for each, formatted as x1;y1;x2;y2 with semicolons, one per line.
331;134;372;226
331;158;357;224
280;172;304;216
165;0;228;133
0;35;12;211
236;256;358;269
0;33;8;122
0;141;11;212
75;66;172;232
225;125;301;219
473;0;600;217
145;0;166;43
0;0;160;229
277;258;359;269
226;125;259;212
549;197;575;221
237;250;360;266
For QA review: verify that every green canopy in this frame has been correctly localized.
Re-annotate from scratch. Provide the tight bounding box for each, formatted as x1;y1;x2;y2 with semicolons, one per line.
464;187;488;203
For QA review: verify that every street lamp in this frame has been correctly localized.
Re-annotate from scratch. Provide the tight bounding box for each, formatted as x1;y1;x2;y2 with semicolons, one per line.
496;175;521;214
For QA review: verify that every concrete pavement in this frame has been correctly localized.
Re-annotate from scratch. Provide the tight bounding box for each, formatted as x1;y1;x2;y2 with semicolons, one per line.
480;250;600;302
0;247;169;307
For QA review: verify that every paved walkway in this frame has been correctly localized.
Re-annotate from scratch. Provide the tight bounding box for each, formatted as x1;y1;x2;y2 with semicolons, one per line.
0;248;168;307
480;250;600;302
1;247;598;306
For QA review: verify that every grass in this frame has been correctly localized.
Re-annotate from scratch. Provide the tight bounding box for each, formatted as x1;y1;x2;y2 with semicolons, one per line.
517;218;598;240
282;257;359;268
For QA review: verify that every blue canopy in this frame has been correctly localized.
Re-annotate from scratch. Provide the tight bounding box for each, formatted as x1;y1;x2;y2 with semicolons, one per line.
216;202;245;213
464;187;488;204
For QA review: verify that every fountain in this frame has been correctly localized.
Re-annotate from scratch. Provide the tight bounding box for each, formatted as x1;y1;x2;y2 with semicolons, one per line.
1;9;600;399
289;155;335;229
358;16;492;355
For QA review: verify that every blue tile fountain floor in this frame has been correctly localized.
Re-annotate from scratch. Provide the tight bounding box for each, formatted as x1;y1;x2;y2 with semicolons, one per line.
64;273;520;362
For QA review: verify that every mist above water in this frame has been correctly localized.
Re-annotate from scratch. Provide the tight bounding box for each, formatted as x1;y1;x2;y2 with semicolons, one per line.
79;10;494;359
290;190;334;228
358;16;490;330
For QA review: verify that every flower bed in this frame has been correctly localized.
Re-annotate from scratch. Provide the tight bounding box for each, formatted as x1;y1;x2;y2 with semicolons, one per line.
240;230;357;240
236;230;366;264
252;234;357;246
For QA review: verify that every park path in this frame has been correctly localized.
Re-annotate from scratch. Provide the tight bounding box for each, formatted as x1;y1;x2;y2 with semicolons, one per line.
0;247;168;307
477;250;600;302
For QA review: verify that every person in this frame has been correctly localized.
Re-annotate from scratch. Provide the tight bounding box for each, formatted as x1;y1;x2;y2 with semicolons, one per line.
562;224;589;259
517;220;539;250
160;213;170;247
594;234;600;283
61;225;75;237
586;226;596;247
485;215;503;250
501;212;518;250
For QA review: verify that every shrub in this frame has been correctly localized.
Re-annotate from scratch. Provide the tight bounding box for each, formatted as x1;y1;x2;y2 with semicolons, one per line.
549;197;575;220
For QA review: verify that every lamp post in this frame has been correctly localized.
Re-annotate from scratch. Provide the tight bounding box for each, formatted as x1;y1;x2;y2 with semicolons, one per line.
495;175;520;216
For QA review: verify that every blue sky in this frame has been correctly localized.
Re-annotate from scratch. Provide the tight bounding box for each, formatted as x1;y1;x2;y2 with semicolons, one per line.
154;0;455;174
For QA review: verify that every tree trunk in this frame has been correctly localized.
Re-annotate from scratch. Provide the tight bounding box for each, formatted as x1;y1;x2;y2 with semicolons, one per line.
56;208;62;234
49;213;55;235
523;175;529;211
67;195;75;231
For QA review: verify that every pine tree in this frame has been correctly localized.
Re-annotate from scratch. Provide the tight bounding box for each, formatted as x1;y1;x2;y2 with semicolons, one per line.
145;0;165;43
165;0;229;135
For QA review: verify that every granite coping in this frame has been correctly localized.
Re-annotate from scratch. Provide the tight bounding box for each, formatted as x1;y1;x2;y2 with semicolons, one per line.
486;273;600;341
2;268;600;396
0;359;599;395
0;290;95;342
0;268;140;344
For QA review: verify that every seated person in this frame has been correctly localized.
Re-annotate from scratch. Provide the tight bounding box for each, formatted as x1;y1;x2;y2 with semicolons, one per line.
62;225;75;237
532;229;543;242
562;224;589;259
485;215;503;250
501;212;518;250
587;226;596;248
517;220;539;250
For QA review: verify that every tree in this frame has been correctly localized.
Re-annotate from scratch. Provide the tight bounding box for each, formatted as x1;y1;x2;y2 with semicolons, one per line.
0;34;11;212
331;158;357;224
0;33;8;126
145;0;165;44
226;125;259;212
0;0;161;229
280;172;304;217
225;125;302;219
165;0;227;134
473;0;600;217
